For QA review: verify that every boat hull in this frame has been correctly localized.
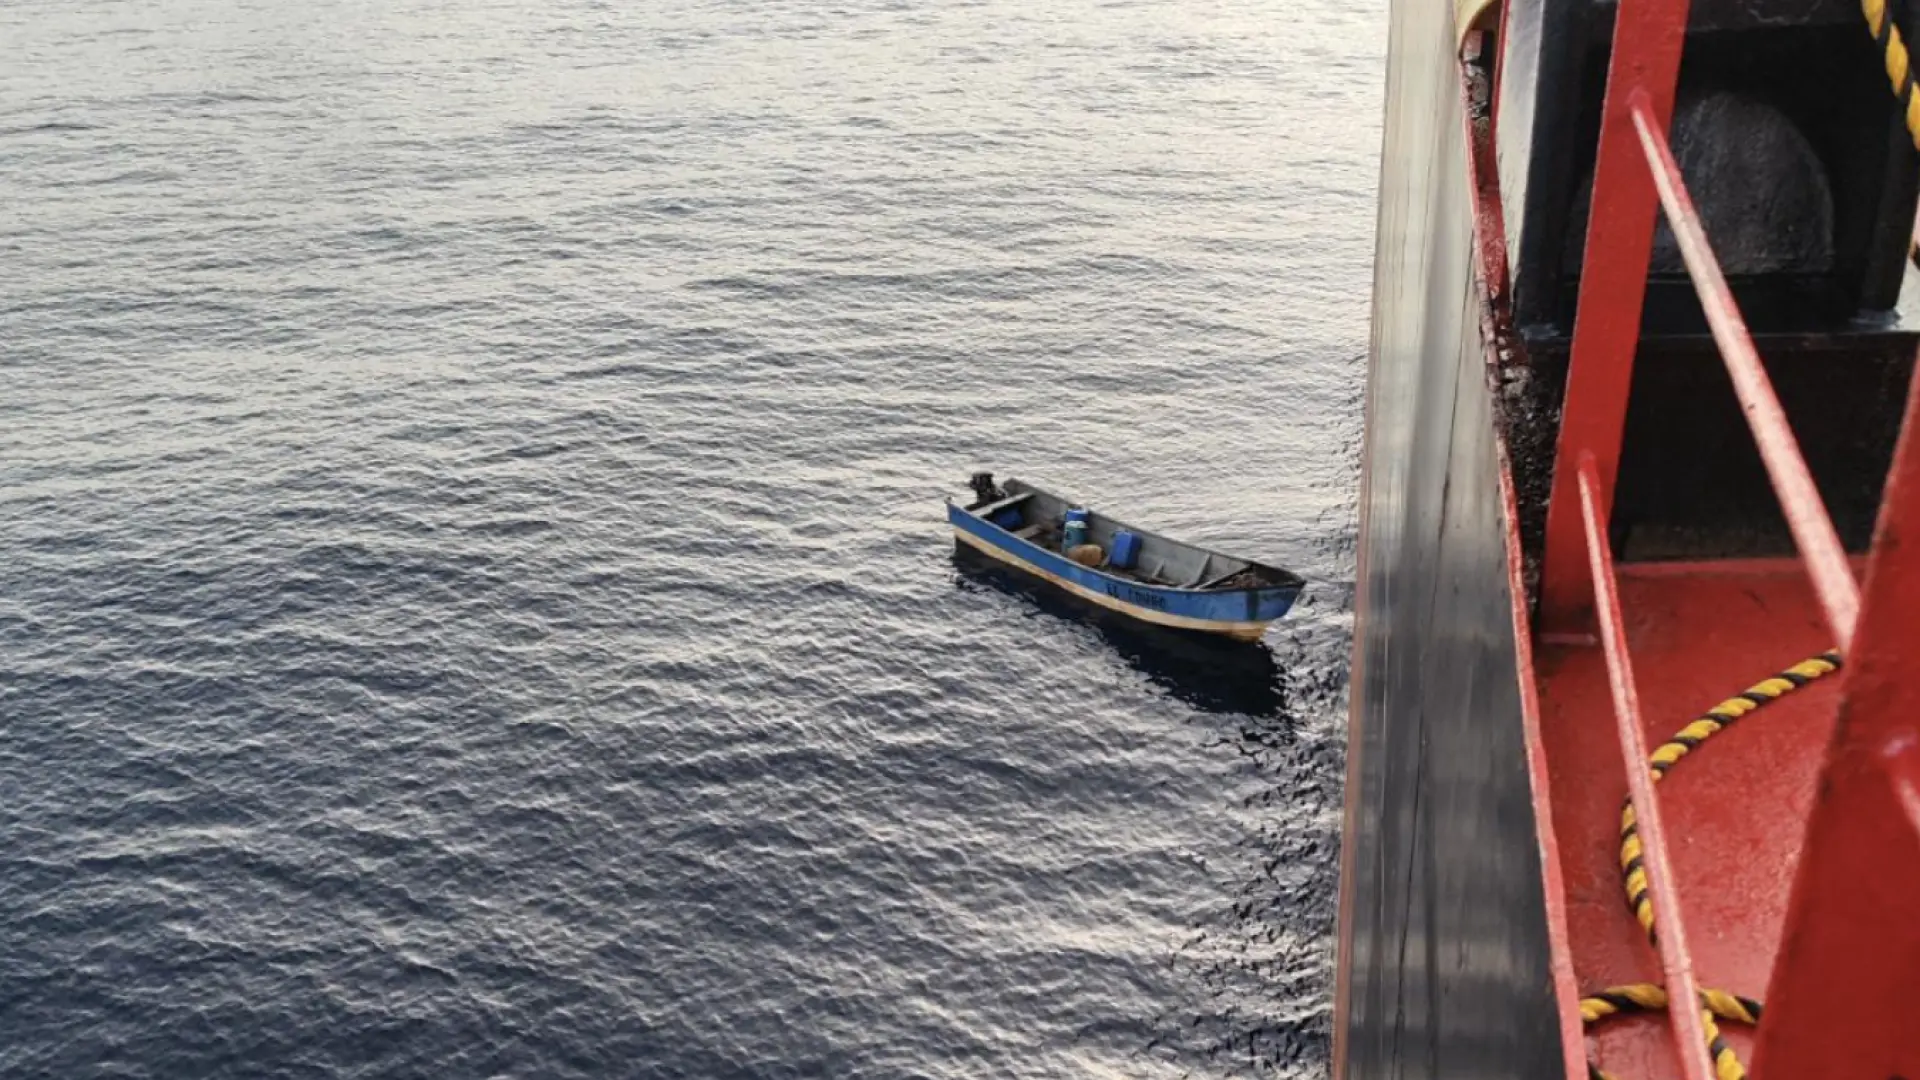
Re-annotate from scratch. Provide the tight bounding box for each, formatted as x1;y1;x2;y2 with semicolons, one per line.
947;505;1299;641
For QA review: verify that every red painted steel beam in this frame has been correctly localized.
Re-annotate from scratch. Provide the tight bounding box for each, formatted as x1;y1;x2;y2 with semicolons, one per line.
1749;371;1920;1080
1538;0;1691;633
1630;103;1861;651
1575;454;1716;1080
1461;56;1589;1078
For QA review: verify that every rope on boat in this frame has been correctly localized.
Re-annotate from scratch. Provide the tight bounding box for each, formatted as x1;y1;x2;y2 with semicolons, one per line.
1580;651;1844;1080
1861;0;1920;152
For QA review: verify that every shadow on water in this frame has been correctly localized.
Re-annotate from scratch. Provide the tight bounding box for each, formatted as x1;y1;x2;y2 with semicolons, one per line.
953;543;1338;1072
949;544;1286;719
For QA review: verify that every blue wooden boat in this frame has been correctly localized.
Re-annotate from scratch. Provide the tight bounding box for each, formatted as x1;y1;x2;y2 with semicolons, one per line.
946;473;1305;641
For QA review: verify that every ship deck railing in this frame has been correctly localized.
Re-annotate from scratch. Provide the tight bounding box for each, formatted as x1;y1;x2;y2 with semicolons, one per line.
1535;0;1920;1075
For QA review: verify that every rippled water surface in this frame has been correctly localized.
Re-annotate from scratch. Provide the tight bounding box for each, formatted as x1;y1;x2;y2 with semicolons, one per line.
1;1;1382;1076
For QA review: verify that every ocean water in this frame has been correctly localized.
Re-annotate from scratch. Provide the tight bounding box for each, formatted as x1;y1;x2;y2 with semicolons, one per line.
0;1;1382;1076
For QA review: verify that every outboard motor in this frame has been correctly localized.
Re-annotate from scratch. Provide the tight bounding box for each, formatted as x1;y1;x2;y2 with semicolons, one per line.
968;472;1003;508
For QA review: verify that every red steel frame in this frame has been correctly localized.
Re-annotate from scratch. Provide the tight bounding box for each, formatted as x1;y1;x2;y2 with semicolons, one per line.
1574;452;1714;1080
1538;0;1920;1074
1747;377;1920;1079
1627;105;1860;650
1537;0;1687;634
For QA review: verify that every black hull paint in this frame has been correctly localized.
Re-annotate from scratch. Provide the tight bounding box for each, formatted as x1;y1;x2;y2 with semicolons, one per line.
1336;0;1568;1075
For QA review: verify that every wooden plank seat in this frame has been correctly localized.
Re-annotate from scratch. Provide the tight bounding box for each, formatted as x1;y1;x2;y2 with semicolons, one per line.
972;491;1034;518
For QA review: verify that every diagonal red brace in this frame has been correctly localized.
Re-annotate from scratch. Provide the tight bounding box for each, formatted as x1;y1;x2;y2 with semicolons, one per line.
1629;102;1860;651
1750;360;1920;1080
1576;454;1716;1080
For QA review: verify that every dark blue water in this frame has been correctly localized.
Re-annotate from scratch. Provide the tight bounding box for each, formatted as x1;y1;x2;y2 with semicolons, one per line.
0;1;1380;1076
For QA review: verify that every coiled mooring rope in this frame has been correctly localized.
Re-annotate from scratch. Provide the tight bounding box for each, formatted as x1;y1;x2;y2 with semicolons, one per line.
1582;651;1844;1080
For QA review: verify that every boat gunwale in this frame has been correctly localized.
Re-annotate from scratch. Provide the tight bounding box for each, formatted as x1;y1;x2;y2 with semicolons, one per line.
946;478;1305;596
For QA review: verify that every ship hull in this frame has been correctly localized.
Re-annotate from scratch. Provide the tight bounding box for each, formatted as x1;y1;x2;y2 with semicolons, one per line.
1334;0;1578;1075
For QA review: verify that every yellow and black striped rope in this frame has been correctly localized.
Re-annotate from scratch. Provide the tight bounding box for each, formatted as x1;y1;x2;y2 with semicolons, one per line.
1584;651;1843;1080
1617;652;1842;936
1863;0;1920;152
1586;1011;1747;1080
1580;983;1762;1027
1583;985;1762;1080
1706;1011;1744;1080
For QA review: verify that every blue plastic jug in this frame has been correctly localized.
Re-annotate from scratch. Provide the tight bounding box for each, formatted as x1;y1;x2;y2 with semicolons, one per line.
1062;507;1090;551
